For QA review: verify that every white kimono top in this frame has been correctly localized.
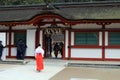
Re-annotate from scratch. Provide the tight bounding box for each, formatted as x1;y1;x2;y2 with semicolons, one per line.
35;46;44;58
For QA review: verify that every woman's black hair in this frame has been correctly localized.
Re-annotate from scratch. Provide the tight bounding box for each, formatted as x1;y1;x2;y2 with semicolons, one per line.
38;44;41;47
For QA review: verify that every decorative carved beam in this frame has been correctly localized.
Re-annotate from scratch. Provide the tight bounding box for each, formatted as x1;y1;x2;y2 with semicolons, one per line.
96;22;111;25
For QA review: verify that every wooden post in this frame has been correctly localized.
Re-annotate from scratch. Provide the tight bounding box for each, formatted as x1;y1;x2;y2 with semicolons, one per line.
8;26;12;57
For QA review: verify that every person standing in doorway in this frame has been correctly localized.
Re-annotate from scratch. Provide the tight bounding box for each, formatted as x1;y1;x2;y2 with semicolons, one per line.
16;39;27;60
59;42;64;57
0;41;4;61
53;42;60;58
35;44;44;72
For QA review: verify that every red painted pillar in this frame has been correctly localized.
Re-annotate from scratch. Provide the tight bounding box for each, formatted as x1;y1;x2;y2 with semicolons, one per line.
8;26;12;57
68;27;71;60
62;30;66;60
102;25;105;60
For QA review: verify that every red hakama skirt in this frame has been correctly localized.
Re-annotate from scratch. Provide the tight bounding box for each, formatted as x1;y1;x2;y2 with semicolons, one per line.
36;53;44;71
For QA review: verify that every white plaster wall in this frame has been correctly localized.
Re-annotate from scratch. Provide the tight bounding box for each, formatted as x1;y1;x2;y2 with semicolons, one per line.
105;31;108;46
11;32;14;45
0;25;9;30
106;23;120;28
71;48;102;58
4;48;8;56
99;31;109;46
26;29;36;56
12;25;37;30
72;24;102;29
65;30;69;58
105;49;120;59
99;32;102;46
1;48;8;60
0;32;6;46
40;30;43;47
11;48;17;56
6;32;9;45
0;32;8;60
6;32;14;45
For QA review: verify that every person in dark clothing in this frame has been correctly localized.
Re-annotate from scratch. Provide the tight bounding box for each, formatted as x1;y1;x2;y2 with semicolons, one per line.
53;43;60;58
59;42;64;56
0;41;4;61
16;39;27;60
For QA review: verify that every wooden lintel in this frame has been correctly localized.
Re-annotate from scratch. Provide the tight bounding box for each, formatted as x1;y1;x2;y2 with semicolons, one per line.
96;22;111;25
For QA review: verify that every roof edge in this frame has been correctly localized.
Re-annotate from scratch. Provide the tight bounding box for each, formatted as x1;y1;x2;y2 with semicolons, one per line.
0;1;120;10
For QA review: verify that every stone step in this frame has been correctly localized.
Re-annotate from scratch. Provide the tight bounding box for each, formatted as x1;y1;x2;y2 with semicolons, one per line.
0;60;29;65
67;63;120;69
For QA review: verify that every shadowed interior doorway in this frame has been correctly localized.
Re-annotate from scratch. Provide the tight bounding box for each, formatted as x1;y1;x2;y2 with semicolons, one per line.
44;28;64;59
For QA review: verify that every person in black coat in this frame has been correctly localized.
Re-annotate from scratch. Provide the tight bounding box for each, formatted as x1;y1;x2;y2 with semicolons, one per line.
16;39;27;60
53;43;60;58
0;41;4;61
59;42;64;56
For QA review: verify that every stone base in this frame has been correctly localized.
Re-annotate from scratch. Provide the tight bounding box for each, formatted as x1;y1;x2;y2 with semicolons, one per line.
0;60;29;65
67;63;120;68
